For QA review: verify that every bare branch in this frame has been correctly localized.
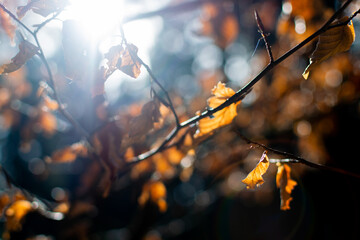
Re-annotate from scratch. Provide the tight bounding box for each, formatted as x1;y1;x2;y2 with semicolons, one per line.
254;10;274;63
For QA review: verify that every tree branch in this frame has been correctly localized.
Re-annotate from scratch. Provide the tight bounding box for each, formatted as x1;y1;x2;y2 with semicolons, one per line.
0;3;90;140
129;0;356;172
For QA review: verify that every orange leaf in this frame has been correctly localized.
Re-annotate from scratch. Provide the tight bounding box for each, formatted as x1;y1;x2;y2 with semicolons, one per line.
276;163;297;210
5;200;33;231
0;8;16;41
303;17;355;79
195;82;240;137
242;151;270;189
0;40;39;75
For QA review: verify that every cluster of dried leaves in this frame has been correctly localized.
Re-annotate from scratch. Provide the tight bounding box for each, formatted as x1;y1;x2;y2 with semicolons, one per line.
0;0;358;239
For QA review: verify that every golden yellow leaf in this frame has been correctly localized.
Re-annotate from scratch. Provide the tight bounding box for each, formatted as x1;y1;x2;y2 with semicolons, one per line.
303;17;355;79
242;151;269;189
0;8;16;41
195;82;240;137
276;163;297;210
5;200;33;231
0;40;39;75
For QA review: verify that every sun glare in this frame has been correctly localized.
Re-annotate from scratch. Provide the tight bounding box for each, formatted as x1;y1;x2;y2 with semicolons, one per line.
67;0;124;40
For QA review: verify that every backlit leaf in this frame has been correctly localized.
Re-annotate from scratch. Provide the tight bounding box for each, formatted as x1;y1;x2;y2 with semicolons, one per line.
242;151;269;189
303;17;355;79
0;8;16;41
195;82;240;137
0;40;39;75
276;163;297;210
117;44;141;78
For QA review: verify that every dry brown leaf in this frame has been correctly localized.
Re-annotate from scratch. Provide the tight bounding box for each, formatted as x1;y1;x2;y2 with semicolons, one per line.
303;17;355;79
138;181;167;212
276;163;297;210
0;40;39;75
195;82;240;137
17;0;68;18
117;44;141;78
242;151;270;189
0;8;16;41
5;200;33;231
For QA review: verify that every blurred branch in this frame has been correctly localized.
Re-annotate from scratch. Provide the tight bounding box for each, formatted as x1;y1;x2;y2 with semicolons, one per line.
0;3;90;140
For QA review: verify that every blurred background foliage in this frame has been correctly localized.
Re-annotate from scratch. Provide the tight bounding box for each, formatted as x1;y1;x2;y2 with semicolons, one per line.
0;0;360;239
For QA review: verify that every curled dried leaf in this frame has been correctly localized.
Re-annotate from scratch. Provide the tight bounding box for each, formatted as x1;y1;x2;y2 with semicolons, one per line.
276;163;297;210
303;17;355;79
242;151;270;189
0;40;39;75
195;82;240;137
117;44;141;78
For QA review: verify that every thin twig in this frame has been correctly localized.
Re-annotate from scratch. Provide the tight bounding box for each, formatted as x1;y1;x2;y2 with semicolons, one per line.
238;134;360;179
34;10;63;34
120;26;181;127
254;10;274;63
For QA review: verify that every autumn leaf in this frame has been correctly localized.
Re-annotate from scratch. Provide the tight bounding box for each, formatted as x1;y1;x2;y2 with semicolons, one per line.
138;181;167;212
49;142;88;163
0;40;39;75
117;44;142;78
195;82;240;137
17;0;68;18
303;17;355;79
276;163;297;210
242;151;270;189
0;8;16;42
5;200;33;231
